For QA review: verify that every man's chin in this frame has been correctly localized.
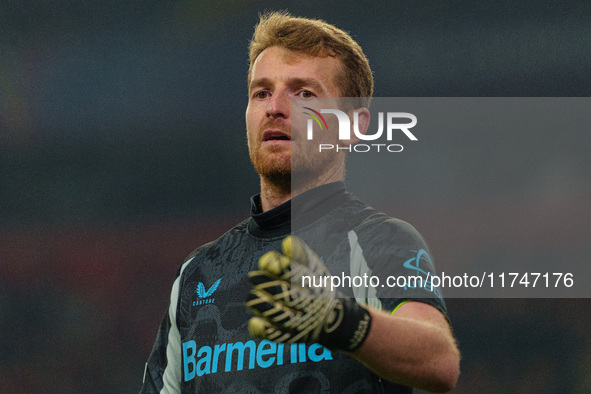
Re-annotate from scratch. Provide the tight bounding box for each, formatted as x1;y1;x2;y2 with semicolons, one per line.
253;158;290;184
256;167;290;192
251;153;332;192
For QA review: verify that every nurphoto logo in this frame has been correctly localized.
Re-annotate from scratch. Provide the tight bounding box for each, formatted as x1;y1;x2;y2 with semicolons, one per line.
302;106;418;153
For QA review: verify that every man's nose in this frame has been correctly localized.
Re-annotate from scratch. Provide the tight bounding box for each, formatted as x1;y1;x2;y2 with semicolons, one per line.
266;91;290;119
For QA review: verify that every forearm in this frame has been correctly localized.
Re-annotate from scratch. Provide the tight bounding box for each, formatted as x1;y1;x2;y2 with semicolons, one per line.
350;304;460;393
245;237;460;391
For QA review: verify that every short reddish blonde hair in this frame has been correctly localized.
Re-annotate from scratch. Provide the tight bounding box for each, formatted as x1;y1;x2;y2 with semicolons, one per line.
248;11;373;107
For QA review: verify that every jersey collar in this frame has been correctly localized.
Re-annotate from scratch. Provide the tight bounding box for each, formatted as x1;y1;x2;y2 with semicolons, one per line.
248;181;348;238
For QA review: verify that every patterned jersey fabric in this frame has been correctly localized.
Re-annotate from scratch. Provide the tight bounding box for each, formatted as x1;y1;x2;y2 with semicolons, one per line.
141;182;447;393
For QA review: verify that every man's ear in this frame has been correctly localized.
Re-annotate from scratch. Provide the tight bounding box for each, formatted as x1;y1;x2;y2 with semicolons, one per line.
342;107;370;146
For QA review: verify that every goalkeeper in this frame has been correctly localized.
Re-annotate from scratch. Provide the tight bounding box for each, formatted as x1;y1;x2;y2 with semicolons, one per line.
141;11;460;393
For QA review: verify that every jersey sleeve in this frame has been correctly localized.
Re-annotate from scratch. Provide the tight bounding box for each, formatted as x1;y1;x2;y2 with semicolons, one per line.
140;309;179;393
140;260;191;394
349;218;447;317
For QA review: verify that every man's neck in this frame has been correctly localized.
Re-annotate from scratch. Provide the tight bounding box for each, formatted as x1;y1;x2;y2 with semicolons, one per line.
259;179;290;213
259;171;344;212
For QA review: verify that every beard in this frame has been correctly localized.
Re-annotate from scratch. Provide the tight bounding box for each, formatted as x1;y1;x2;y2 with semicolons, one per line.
249;145;292;191
247;117;293;192
249;138;344;195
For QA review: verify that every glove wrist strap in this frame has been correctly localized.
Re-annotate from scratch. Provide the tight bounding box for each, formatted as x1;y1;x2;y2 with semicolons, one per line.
319;299;372;351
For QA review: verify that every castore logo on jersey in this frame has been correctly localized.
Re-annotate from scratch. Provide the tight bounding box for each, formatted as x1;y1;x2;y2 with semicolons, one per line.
193;278;221;306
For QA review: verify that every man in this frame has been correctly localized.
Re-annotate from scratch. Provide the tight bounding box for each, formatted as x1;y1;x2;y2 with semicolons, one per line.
141;11;460;393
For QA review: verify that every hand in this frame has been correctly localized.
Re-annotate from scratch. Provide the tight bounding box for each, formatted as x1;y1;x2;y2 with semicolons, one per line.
245;236;372;351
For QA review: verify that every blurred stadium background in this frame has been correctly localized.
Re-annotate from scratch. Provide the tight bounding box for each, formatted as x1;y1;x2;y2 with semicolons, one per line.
1;1;590;392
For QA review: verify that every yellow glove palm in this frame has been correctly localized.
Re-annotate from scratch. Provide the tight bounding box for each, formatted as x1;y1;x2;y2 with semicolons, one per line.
246;236;371;351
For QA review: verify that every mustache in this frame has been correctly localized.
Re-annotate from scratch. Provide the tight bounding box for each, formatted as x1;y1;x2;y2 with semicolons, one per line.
261;119;291;133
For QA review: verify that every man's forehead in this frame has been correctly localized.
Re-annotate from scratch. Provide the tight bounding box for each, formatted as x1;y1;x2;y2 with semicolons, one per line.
250;46;342;89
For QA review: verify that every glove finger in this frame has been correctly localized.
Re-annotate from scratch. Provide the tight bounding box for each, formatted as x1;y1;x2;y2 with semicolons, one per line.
285;235;322;268
248;316;273;339
248;317;293;343
258;250;291;278
248;270;291;300
284;236;331;293
247;270;271;287
246;289;329;341
246;289;295;325
247;300;326;346
282;235;305;262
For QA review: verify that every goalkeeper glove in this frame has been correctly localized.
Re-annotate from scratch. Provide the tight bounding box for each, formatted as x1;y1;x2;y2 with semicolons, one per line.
245;236;372;351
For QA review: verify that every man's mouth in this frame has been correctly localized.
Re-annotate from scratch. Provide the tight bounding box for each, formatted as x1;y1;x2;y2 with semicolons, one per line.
263;130;291;141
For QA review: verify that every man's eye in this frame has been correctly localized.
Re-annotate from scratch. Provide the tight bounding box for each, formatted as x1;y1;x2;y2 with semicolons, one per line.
254;91;269;99
298;90;314;98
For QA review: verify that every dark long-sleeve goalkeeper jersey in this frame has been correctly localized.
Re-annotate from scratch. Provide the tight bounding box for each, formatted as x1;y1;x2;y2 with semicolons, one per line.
140;182;447;393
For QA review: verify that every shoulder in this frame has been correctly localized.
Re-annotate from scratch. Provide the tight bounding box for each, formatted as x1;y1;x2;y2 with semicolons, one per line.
182;217;251;266
342;195;427;245
168;217;255;296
